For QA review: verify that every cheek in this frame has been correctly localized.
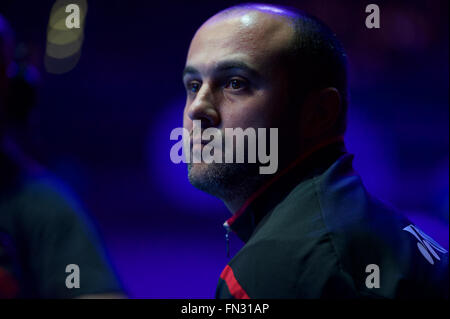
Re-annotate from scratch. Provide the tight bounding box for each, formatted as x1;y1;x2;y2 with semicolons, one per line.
221;93;281;129
182;104;192;130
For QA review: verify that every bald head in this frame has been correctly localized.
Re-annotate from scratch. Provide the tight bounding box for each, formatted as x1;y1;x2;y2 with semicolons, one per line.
0;14;14;134
187;7;295;83
200;4;295;46
182;4;348;208
186;3;348;134
0;14;14;77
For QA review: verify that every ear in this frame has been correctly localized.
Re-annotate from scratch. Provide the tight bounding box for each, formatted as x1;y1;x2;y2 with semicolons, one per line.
299;87;341;139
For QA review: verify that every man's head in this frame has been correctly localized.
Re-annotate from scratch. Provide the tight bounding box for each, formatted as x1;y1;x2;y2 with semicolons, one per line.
0;15;37;139
0;14;15;137
182;4;347;208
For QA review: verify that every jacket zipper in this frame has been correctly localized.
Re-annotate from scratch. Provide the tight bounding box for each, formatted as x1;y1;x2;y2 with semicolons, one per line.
224;221;231;258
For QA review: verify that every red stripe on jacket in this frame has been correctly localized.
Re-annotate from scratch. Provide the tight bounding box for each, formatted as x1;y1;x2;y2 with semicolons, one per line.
220;265;250;299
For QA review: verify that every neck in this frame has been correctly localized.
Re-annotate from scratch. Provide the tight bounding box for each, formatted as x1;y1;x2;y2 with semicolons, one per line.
222;136;345;215
224;197;246;214
220;173;269;214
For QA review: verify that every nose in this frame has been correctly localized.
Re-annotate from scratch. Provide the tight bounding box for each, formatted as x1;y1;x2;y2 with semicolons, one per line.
186;83;220;127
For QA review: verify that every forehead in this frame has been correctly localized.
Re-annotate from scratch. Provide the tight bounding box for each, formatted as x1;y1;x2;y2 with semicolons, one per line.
186;11;294;73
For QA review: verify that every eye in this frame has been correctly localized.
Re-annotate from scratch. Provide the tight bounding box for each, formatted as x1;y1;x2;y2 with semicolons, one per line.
224;78;248;91
187;81;201;93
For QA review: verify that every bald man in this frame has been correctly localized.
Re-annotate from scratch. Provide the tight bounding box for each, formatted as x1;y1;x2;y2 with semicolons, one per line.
182;4;448;299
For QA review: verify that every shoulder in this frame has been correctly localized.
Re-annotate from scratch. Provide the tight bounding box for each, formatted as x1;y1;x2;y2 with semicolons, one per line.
3;174;88;230
1;175;122;297
314;154;449;298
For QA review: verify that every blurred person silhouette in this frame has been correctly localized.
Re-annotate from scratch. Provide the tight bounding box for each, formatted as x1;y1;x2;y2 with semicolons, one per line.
0;14;124;298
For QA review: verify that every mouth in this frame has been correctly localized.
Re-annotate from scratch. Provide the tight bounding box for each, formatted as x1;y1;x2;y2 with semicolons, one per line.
189;132;212;148
190;140;208;149
188;130;225;154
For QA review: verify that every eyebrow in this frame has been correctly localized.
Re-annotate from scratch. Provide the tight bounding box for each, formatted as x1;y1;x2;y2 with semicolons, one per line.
182;66;199;78
182;60;260;79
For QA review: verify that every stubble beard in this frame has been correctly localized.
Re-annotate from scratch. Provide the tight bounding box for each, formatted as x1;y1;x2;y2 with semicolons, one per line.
187;160;265;204
184;128;279;207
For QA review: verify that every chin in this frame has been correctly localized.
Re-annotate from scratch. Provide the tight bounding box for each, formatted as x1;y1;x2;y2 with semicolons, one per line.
187;162;220;195
187;161;212;180
187;161;260;200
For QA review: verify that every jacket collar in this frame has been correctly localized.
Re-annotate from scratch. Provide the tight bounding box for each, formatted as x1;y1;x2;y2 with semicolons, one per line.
224;136;347;243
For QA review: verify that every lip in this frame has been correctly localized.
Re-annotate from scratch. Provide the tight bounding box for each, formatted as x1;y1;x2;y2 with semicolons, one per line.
189;131;224;151
190;140;208;148
189;133;209;148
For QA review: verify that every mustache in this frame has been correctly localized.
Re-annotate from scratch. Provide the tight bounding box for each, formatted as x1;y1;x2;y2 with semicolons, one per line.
189;130;225;145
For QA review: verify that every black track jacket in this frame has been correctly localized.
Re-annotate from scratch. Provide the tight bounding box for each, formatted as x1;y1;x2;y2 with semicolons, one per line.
216;140;449;299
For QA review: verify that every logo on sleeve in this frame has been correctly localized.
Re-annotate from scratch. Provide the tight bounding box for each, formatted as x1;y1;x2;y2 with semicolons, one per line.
403;224;448;265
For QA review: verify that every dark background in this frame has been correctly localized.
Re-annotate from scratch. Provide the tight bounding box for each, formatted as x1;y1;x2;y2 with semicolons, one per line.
1;0;448;297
